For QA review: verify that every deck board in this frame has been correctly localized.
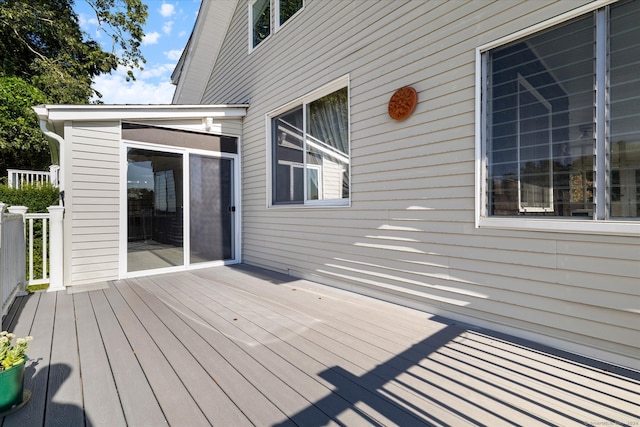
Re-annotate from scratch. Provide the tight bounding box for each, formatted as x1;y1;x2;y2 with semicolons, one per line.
88;290;167;426
139;274;332;426
3;292;56;427
175;269;470;425
45;292;84;427
1;265;639;427
145;273;414;426
116;278;253;427
102;285;210;427
129;276;290;427
73;291;127;427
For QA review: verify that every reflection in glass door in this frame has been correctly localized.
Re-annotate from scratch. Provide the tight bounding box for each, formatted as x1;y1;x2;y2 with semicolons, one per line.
127;148;184;272
189;155;234;264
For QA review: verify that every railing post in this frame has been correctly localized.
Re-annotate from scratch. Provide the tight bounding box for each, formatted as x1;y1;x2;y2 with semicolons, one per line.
0;202;4;309
7;206;28;219
7;206;28;297
47;205;65;292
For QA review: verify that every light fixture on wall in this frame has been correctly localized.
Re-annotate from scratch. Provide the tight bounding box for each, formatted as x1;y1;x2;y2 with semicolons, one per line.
204;117;214;131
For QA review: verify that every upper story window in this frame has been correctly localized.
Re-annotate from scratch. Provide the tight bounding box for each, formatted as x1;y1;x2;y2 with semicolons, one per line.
277;0;303;27
249;0;304;50
250;0;270;49
269;77;350;206
477;0;640;233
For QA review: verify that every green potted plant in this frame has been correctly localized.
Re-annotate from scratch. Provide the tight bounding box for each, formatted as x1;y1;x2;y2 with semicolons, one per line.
0;331;32;415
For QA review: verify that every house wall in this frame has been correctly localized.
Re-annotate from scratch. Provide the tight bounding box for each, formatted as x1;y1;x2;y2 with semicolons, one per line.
64;118;244;286
200;0;639;369
65;121;121;286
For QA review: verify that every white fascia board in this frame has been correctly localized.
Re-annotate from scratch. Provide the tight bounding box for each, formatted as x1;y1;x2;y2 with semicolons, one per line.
33;104;248;121
172;0;238;103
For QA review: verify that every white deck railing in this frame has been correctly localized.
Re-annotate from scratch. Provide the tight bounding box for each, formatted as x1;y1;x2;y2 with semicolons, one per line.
6;206;64;291
25;212;50;286
0;204;65;315
7;165;60;189
0;204;26;316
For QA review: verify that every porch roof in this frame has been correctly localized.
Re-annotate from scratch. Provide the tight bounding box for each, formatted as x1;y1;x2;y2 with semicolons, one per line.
2;265;639;426
33;103;248;123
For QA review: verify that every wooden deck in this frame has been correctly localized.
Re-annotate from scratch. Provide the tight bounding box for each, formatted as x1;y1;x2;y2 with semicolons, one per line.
1;264;639;426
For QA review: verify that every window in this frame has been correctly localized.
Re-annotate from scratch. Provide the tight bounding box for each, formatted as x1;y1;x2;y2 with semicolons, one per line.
479;0;640;229
277;0;303;27
249;0;303;50
270;78;350;206
250;0;270;49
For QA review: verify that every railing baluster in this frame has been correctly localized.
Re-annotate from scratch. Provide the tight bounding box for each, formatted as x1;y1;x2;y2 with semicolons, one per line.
6;168;59;189
43;217;48;279
28;217;34;282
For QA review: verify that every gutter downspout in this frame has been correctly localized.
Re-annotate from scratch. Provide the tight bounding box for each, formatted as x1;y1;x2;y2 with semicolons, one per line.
38;118;65;207
37;116;66;291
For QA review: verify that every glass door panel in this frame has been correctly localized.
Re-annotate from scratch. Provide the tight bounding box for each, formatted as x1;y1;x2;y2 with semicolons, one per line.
189;155;234;263
127;148;184;272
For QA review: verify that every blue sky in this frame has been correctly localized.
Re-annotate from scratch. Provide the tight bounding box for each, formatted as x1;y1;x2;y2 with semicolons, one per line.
74;0;202;104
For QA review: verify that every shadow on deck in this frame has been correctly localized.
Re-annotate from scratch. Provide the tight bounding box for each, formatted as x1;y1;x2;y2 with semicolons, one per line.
1;264;639;426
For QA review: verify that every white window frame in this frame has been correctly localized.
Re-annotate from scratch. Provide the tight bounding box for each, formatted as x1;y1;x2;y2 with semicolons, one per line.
516;74;554;213
275;0;304;32
475;0;640;236
248;0;271;52
267;75;351;208
249;0;304;53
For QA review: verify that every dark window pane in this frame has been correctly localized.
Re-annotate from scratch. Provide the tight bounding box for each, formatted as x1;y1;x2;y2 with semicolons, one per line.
190;156;234;262
252;0;270;48
609;0;640;218
273;107;304;203
127;148;183;271
487;15;595;217
280;0;303;25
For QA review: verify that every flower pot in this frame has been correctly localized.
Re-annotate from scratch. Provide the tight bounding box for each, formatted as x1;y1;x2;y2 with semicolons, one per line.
0;358;26;414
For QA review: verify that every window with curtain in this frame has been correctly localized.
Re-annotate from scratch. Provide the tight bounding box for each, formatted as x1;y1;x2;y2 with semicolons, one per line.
271;81;349;205
481;0;640;221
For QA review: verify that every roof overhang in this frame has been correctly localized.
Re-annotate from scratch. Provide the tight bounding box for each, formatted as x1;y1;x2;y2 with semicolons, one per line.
33;104;248;123
171;0;239;104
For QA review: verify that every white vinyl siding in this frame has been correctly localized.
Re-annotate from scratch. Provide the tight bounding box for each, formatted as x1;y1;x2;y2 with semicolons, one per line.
67;122;121;285
201;0;639;369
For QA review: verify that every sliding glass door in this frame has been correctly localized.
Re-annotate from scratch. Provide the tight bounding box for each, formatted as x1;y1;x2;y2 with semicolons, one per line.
189;155;234;264
126;147;236;274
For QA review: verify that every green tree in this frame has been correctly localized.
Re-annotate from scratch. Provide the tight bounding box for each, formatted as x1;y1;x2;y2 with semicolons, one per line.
0;0;147;175
0;77;50;176
0;0;147;103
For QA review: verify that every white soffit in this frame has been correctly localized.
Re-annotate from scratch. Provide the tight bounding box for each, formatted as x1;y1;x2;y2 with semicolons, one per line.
33;104;248;122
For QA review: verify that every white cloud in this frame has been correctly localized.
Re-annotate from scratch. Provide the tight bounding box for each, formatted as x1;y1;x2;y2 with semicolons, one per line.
162;20;174;35
143;31;161;45
165;49;183;61
140;63;176;79
91;66;176;104
78;13;98;29
160;3;175;18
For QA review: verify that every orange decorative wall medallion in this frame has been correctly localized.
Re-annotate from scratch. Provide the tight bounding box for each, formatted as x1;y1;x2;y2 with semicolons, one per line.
388;86;418;120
